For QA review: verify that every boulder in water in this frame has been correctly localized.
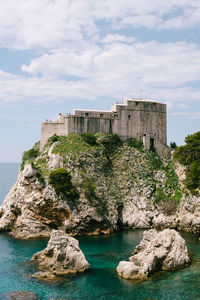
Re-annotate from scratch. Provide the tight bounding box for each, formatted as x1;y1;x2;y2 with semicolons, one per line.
31;229;90;279
116;229;190;279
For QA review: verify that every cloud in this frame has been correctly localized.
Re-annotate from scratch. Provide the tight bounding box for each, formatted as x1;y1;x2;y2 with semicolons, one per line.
21;40;200;88
1;0;200;50
1;40;200;106
1;1;200;108
0;0;97;49
102;34;136;44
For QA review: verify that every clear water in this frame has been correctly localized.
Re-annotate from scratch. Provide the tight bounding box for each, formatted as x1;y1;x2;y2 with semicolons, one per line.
1;164;200;299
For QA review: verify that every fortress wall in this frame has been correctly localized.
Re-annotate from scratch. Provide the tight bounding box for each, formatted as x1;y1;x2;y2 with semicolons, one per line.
40;120;68;149
40;98;169;158
67;116;113;135
73;110;112;118
139;102;167;143
111;101;167;145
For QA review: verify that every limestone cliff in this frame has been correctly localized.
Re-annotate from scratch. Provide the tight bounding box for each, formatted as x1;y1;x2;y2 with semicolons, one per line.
0;133;200;239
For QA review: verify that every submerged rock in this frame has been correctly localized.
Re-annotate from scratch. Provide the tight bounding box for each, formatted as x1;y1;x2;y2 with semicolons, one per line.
0;290;40;300
116;229;190;279
31;229;90;279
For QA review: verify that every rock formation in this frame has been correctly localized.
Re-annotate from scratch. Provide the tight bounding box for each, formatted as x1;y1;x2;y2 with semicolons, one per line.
31;230;90;279
0;133;200;239
116;229;190;279
0;290;41;300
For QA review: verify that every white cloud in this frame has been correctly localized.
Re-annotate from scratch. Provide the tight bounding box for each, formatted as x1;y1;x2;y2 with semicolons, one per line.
1;1;200;108
0;0;97;49
21;41;200;88
1;40;200;106
102;34;136;44
1;0;200;50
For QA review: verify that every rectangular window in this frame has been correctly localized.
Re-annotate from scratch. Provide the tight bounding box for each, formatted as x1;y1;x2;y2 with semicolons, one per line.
85;113;89;117
100;114;104;118
128;115;132;120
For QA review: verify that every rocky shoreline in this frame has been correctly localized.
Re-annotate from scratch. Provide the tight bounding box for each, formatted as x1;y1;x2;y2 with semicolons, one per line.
1;133;199;284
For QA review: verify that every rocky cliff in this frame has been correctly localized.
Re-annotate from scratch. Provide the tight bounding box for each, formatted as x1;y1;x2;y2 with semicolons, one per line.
0;133;200;239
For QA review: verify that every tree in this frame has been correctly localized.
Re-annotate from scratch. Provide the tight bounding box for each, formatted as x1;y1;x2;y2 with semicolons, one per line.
49;168;79;200
170;142;177;150
174;131;200;192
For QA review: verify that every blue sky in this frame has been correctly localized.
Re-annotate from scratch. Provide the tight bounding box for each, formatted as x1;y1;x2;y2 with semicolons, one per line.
1;0;200;162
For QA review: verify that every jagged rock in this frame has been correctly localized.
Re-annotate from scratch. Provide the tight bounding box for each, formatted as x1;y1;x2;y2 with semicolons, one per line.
22;164;37;178
31;230;90;279
116;229;190;279
47;142;61;170
0;290;40;299
122;199;153;229
152;213;177;229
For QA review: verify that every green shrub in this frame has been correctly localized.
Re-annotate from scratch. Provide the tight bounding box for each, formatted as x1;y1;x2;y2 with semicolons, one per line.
170;141;177;150
153;161;182;214
49;168;79;200
52;133;89;156
127;138;143;151
23;148;39;161
80;176;97;202
174;131;200;165
50;134;59;144
146;150;163;170
21;146;40;170
185;162;200;192
154;187;181;215
174;130;200;193
31;164;45;186
81;133;97;146
98;134;122;155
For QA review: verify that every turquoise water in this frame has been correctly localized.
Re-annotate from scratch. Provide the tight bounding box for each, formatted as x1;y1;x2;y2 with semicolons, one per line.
1;164;200;299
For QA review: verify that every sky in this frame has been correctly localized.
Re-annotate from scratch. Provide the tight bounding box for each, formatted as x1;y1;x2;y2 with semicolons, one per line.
1;0;200;162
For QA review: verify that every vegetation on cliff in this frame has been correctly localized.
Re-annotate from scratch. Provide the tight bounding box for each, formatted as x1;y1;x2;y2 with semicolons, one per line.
49;168;79;200
21;141;40;171
174;130;200;194
19;133;182;216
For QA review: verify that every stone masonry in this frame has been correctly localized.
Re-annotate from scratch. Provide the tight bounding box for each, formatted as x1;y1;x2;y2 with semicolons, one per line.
40;98;170;158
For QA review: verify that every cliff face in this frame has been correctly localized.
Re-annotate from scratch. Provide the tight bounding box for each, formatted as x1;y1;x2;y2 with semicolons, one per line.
0;133;200;239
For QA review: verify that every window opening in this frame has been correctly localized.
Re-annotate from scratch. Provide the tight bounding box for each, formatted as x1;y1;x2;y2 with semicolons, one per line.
150;138;155;151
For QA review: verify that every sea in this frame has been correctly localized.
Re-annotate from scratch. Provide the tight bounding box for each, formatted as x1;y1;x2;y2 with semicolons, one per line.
0;163;200;299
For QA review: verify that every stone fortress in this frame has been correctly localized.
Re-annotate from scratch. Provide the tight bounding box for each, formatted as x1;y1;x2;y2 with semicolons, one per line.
40;98;170;158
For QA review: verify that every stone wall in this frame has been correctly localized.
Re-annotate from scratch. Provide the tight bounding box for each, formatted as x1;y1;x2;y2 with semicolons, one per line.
40;98;170;157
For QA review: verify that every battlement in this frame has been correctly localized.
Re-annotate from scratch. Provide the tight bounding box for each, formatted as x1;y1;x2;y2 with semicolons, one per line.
40;97;170;158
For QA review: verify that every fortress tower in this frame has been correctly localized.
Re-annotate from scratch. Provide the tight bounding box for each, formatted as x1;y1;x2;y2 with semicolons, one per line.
40;98;170;158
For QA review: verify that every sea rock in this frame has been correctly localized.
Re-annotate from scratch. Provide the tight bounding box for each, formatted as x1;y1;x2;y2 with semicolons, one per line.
116;229;190;279
31;229;90;279
0;290;41;300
